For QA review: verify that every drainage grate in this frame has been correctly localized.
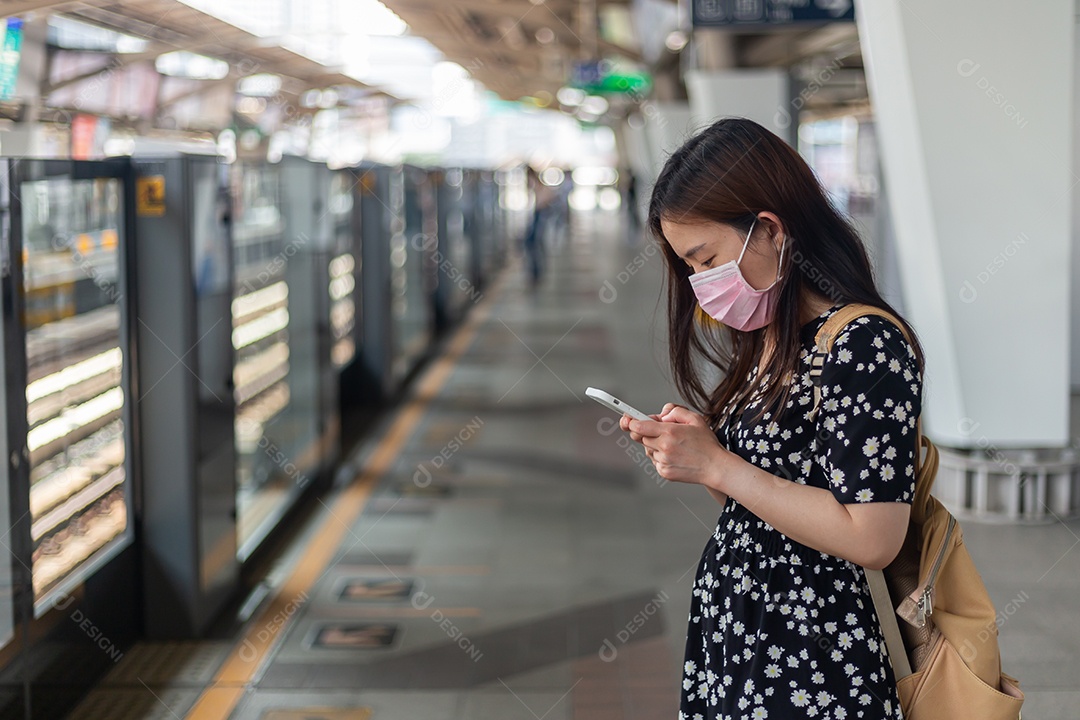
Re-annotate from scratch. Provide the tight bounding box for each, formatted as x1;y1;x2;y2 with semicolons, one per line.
306;623;399;649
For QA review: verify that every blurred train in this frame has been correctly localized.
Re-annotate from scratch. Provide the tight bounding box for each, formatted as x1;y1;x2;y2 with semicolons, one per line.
0;153;530;717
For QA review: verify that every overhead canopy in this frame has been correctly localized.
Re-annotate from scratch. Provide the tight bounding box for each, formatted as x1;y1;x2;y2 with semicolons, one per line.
381;0;643;102
2;0;395;128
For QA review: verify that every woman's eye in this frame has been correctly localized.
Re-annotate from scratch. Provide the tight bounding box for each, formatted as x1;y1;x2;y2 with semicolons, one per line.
702;256;715;268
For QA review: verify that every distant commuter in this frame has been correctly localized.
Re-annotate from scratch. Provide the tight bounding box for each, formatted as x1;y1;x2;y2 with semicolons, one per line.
621;117;926;720
623;167;639;233
523;165;557;289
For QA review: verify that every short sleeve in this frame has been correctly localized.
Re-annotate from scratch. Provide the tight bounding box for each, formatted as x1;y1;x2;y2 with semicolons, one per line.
813;314;923;504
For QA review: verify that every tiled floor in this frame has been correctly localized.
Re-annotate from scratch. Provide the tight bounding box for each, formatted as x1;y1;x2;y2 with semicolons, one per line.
70;208;1080;719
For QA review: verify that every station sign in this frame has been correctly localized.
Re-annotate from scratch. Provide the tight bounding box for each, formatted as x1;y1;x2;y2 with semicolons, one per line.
570;60;650;95
0;18;22;101
692;0;854;28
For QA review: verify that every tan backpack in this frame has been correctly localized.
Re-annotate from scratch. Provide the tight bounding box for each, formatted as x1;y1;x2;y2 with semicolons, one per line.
809;303;1024;720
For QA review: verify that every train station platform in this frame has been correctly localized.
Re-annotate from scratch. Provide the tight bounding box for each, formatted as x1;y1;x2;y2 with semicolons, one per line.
66;209;1080;720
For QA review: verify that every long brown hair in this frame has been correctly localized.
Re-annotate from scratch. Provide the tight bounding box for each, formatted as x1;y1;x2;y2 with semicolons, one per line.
647;117;925;429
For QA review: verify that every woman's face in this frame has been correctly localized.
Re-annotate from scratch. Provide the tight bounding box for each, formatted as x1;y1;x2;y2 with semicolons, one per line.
661;214;784;291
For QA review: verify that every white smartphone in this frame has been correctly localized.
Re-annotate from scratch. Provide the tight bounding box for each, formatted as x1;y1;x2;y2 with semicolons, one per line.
585;387;652;422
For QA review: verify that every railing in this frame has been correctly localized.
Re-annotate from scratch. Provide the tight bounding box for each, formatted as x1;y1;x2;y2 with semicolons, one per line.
935;445;1080;523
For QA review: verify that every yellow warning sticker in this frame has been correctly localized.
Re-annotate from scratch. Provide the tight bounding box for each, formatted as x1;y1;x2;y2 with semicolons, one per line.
136;175;166;216
359;171;376;195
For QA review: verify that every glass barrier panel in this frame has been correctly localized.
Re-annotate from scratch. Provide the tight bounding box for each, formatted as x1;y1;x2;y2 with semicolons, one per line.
19;175;130;609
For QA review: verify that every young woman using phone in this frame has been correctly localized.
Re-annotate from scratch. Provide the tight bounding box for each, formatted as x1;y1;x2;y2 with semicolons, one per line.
620;117;925;719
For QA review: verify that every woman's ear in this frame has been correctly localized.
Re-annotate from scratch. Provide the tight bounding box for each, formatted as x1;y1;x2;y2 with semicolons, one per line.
754;211;786;244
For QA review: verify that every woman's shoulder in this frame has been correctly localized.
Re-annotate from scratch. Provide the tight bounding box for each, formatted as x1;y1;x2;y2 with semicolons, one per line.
832;312;913;349
827;312;921;381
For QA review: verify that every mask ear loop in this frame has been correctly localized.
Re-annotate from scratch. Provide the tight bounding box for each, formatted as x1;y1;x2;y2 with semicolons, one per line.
751;227;786;289
769;234;787;286
738;218;787;292
735;216;759;266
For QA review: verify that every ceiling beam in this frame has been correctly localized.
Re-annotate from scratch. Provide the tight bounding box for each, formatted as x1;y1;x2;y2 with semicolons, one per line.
739;23;859;67
157;75;233;109
43;44;169;94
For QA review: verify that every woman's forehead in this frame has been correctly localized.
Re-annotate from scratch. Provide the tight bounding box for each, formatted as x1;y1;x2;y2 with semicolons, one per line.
662;218;729;248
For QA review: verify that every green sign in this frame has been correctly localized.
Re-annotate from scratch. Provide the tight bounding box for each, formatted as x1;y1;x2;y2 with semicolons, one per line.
570;60;651;96
0;18;23;101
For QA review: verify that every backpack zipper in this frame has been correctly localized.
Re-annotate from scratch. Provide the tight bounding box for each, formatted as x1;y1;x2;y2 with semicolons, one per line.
914;514;956;625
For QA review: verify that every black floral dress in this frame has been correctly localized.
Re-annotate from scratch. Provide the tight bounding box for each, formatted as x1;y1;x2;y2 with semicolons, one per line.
678;304;923;720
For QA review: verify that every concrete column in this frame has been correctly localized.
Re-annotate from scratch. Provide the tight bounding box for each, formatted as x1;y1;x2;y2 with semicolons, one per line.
855;0;1073;447
694;29;737;70
642;101;695;182
1072;7;1080;391
684;67;794;147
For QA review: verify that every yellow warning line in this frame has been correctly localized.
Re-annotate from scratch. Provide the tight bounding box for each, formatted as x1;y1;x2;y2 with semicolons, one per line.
186;276;503;719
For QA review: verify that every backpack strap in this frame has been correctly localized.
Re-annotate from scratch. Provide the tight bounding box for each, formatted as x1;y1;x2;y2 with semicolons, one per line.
866;567;914;680
808;303;907;421
809;303;922;681
807;303;929;480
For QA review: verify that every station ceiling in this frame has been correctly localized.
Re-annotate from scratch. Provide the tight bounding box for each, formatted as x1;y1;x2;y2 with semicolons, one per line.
382;0;643;102
2;0;389;101
378;0;865;115
0;0;867;123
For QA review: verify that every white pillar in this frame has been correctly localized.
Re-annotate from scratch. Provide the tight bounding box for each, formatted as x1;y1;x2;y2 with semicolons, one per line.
856;0;1074;448
1072;8;1080;391
642;101;696;183
684;68;794;147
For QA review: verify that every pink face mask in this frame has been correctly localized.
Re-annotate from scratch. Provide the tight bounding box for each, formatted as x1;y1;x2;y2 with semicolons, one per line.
688;217;786;331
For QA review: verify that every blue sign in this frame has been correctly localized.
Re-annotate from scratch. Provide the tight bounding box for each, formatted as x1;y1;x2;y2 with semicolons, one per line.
0;18;23;101
692;0;854;27
571;61;605;88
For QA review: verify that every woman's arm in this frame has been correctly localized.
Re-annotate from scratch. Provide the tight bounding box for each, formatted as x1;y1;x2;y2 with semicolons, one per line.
707;449;909;570
705;486;729;507
642;316;919;569
627;407;909;570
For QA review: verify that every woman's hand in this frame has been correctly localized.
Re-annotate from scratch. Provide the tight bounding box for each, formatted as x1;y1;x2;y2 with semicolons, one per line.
621;404;732;487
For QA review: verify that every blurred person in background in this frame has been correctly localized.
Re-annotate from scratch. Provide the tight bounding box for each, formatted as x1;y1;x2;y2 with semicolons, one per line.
524;164;558;289
548;167;573;248
621;166;640;235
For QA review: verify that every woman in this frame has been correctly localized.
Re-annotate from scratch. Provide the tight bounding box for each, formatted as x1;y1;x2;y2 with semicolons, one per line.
620;117;926;719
